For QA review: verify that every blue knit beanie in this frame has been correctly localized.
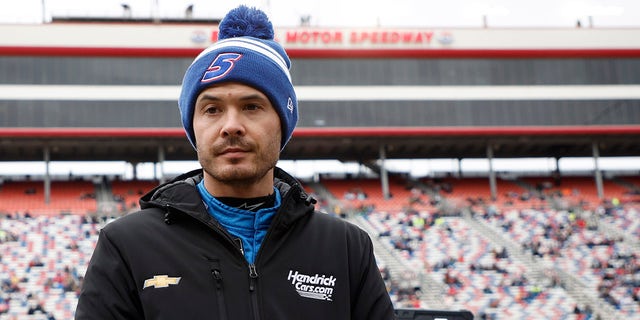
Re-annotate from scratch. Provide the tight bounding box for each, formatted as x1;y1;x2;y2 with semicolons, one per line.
178;5;298;151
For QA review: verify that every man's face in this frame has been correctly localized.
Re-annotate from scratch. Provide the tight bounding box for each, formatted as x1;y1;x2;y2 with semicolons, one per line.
193;82;281;194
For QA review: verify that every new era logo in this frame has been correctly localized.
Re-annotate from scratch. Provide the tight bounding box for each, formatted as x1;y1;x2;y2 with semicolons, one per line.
287;97;294;113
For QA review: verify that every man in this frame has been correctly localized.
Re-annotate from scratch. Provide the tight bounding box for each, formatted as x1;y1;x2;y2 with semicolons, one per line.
75;5;395;320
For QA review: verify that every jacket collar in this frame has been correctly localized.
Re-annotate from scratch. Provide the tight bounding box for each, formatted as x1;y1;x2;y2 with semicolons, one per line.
139;167;316;227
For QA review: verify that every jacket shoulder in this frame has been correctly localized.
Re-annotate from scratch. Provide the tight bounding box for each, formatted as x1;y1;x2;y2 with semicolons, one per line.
311;211;364;229
99;208;165;238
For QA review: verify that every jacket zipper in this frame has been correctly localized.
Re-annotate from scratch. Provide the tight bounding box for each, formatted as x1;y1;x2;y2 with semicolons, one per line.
211;267;229;320
166;185;304;320
246;190;296;320
209;220;267;320
165;204;242;319
248;264;260;320
196;213;249;320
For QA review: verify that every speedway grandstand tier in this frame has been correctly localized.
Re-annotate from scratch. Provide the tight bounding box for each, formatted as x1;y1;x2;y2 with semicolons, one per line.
1;16;640;320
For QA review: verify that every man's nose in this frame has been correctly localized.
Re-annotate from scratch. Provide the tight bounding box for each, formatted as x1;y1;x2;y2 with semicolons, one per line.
220;110;246;137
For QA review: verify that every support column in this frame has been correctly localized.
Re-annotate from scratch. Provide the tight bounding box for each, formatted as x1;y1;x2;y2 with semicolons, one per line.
553;156;561;186
379;145;390;200
131;162;139;180
43;146;51;205
592;142;604;200
487;144;497;201
157;146;166;184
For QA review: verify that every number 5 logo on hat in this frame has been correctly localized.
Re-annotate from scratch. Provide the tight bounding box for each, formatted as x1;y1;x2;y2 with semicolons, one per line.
202;53;243;83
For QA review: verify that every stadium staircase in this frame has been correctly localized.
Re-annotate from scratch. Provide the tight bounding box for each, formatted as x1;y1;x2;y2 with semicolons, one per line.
609;176;640;205
361;160;440;194
350;213;448;308
303;181;342;214
361;160;445;208
460;210;546;284
94;179;120;217
610;176;640;194
509;178;543;198
461;208;621;320
597;217;640;252
311;175;449;308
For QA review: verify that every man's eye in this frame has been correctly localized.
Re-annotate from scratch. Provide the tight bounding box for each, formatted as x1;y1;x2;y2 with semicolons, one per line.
245;104;262;111
205;106;220;114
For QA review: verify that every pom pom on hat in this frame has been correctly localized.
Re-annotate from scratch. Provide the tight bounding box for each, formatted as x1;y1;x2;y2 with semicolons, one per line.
178;5;298;151
218;5;274;40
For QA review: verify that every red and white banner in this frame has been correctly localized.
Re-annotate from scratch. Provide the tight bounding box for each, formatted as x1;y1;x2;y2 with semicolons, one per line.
2;23;640;51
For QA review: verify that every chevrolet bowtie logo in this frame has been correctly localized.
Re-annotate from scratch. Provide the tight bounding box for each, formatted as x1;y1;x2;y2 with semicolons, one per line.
143;275;182;289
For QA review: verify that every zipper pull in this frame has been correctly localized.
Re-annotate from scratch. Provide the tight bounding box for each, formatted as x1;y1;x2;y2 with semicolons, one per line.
212;269;223;289
248;264;258;292
233;238;245;256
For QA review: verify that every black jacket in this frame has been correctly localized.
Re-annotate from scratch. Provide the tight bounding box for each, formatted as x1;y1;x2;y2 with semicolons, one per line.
76;168;395;320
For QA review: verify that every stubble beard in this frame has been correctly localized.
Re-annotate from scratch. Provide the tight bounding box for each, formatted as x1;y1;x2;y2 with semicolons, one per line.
201;156;278;188
198;136;280;188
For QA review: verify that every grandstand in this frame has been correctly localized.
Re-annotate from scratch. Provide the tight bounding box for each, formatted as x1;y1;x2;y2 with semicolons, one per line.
1;7;640;320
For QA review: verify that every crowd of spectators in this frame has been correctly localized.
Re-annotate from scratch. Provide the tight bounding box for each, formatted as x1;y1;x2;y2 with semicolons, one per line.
363;208;584;318
1;174;639;319
1;213;98;319
354;175;640;318
381;267;424;309
472;197;639;317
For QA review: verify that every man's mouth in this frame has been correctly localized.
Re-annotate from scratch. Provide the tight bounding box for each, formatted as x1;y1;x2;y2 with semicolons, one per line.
219;147;248;156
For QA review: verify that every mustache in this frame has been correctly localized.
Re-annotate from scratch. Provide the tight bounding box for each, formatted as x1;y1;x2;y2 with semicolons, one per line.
212;136;254;154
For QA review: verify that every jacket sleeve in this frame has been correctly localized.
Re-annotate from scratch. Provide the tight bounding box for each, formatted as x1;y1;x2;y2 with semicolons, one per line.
75;228;144;320
350;229;396;320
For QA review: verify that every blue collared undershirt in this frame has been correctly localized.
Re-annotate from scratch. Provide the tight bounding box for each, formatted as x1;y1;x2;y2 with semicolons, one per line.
196;181;280;264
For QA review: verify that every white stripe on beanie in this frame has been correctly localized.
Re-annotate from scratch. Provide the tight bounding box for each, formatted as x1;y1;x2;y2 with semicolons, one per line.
191;37;291;81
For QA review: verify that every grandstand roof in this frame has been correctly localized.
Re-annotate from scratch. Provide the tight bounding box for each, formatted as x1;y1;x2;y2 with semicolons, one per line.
1;24;639;164
1;126;639;162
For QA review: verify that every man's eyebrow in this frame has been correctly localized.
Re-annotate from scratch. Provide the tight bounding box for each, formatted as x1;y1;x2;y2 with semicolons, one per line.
239;94;268;101
197;93;268;103
197;94;222;103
